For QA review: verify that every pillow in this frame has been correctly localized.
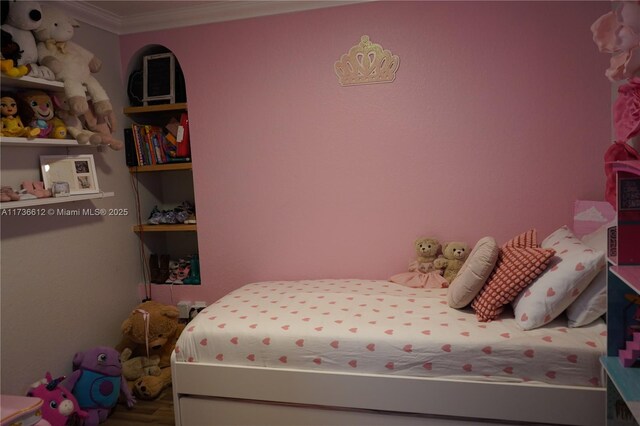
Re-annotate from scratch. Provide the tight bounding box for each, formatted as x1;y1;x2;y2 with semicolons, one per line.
512;226;604;330
565;219;614;327
471;230;555;322
448;237;499;309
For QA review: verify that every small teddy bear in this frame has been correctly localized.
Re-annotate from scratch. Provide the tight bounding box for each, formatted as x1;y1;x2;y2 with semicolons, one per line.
434;242;470;286
408;237;441;273
390;237;448;288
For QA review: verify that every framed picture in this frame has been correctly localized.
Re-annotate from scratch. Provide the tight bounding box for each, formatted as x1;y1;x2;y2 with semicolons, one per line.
40;155;100;195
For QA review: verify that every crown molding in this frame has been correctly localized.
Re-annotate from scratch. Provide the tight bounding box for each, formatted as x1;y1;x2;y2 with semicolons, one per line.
56;1;369;35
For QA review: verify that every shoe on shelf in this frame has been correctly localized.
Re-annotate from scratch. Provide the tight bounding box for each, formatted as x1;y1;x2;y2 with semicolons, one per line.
147;206;163;225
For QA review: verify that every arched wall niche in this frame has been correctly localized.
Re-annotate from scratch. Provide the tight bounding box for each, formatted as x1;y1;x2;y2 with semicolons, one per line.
124;44;187;107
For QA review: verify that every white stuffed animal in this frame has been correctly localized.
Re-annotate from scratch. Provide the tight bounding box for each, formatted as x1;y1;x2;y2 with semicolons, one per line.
51;93;101;146
1;0;55;79
34;3;115;129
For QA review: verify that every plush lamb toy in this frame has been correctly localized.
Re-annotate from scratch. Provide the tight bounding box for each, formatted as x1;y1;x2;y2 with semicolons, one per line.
1;0;54;79
34;4;116;129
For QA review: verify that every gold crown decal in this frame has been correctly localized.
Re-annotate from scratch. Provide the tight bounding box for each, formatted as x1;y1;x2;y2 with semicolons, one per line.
334;35;399;86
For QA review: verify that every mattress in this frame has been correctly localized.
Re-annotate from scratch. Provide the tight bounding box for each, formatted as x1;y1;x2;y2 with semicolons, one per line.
175;279;606;388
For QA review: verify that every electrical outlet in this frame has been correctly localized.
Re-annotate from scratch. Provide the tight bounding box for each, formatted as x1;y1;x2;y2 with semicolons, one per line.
193;301;207;311
177;301;193;319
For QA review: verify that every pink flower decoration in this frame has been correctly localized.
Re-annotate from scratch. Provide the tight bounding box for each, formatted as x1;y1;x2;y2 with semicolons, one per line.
614;77;640;141
592;1;640;81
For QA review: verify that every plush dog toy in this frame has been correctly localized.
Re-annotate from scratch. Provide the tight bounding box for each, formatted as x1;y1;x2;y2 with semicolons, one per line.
27;372;88;426
1;0;54;79
64;346;135;425
34;3;115;129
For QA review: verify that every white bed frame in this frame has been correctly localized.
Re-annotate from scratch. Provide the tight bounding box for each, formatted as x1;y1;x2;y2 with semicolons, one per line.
171;353;605;426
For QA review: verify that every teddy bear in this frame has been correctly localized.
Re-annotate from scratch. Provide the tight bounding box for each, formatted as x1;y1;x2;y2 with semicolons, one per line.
33;3;116;130
1;94;40;138
115;301;185;400
119;347;161;381
434;241;470;286
1;0;54;80
390;237;448;288
409;237;441;273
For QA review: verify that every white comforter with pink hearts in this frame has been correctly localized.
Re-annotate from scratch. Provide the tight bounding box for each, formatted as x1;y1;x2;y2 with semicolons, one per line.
175;279;606;388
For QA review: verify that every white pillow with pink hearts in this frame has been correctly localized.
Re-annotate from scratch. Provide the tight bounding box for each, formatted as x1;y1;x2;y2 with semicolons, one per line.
512;226;604;330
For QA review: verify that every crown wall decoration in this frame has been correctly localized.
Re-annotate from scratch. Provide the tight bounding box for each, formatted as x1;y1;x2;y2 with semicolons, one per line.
334;35;400;86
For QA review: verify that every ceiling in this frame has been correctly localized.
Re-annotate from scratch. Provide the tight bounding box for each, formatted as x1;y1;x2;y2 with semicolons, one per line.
58;1;366;34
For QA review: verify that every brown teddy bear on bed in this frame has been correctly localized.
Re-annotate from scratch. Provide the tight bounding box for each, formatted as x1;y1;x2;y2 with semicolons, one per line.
433;241;470;286
115;301;185;400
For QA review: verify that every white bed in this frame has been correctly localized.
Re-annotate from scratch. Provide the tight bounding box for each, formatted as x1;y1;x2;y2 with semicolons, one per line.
171;279;606;426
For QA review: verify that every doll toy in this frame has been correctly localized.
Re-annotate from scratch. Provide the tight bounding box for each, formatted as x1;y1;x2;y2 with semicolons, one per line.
17;90;67;139
1;95;40;138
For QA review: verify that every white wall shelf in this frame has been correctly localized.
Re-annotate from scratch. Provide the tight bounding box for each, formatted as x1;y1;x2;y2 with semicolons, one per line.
0;136;100;148
0;192;115;210
1;75;64;90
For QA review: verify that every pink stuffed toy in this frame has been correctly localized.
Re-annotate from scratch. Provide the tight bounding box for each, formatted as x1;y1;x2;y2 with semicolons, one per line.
27;372;88;426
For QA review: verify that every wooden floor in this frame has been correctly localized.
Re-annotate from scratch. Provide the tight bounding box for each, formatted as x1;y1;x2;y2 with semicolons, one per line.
104;386;175;425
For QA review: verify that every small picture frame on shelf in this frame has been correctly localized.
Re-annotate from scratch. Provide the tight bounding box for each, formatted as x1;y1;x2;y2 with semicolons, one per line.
40;155;99;195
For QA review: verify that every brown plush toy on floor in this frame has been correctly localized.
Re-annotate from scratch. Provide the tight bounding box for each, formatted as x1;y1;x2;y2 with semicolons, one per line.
116;301;185;400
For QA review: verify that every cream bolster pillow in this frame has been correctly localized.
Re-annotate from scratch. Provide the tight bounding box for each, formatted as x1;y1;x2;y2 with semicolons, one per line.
447;236;499;309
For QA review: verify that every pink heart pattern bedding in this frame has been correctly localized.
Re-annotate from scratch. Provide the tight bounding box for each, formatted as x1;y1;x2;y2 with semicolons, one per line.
175;279;606;388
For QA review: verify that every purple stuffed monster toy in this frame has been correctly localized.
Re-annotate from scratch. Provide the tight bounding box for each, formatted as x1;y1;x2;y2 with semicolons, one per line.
64;346;135;425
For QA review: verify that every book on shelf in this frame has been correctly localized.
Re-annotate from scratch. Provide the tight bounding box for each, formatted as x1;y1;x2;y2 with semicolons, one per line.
127;117;192;166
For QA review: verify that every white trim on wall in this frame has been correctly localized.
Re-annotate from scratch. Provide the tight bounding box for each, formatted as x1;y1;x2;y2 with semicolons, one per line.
57;1;370;35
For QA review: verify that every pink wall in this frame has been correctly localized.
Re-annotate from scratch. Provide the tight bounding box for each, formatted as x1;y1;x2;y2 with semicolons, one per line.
120;1;611;302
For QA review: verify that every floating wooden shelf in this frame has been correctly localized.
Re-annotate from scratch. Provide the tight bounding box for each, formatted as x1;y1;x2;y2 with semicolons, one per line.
123;103;187;115
129;163;192;173
0;192;115;210
133;223;197;232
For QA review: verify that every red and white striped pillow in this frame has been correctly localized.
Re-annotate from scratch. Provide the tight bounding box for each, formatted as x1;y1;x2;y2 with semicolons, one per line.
471;230;555;322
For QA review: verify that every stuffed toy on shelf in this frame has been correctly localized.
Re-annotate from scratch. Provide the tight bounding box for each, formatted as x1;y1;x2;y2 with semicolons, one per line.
1;94;40;138
34;4;116;130
1;0;55;79
16;90;67;139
